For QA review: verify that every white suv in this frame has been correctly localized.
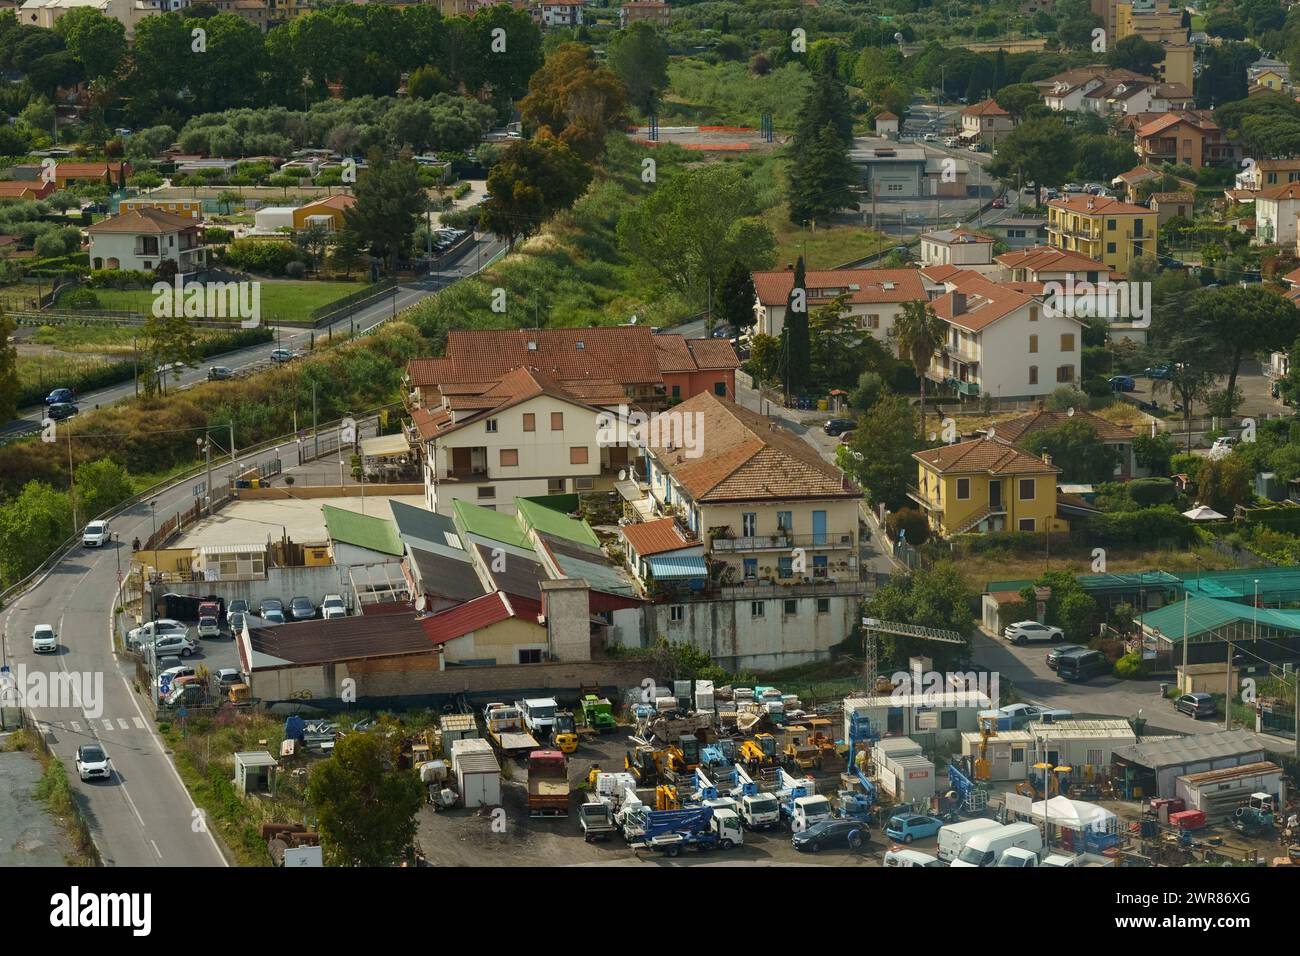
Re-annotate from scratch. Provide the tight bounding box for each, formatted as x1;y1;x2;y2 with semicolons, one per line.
127;619;187;649
32;624;58;653
1003;620;1065;645
82;521;111;547
321;594;348;620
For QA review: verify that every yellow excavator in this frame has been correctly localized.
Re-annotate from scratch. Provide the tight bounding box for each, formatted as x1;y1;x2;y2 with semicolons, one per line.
739;733;779;769
1016;761;1073;800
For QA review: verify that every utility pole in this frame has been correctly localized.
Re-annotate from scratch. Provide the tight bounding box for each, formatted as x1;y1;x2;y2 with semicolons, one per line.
313;382;319;461
1225;640;1233;732
67;426;77;531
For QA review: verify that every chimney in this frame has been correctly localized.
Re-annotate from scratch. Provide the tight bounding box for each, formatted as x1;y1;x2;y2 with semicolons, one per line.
1086;197;1095;210
951;292;967;314
1042;450;1052;465
786;262;794;271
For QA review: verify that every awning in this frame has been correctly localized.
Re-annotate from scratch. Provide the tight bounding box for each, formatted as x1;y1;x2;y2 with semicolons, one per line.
360;434;411;458
646;555;708;579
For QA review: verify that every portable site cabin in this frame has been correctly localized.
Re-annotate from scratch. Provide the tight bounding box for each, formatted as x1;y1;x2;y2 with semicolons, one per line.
844;692;990;747
1026;719;1136;783
960;730;1033;782
450;737;501;808
234;751;278;796
440;712;478;745
1175;762;1286;821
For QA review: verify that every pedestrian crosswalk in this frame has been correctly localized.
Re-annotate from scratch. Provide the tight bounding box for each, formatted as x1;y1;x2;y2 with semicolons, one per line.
36;715;149;735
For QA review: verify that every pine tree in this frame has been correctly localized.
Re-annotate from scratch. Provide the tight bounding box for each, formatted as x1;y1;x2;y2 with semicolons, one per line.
782;256;810;401
788;123;858;224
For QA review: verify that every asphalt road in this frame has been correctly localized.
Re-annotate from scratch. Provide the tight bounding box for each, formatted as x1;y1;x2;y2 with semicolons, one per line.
2;234;506;438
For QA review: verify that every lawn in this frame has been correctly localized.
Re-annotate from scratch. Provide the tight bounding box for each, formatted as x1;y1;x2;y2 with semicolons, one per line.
17;353;124;393
29;323;266;356
765;205;894;269
56;280;370;325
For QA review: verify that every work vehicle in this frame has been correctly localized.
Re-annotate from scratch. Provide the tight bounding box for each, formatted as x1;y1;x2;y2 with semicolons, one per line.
321;594;347;620
483;702;539;758
578;799;617;842
82;521;111;547
823;418;856;436
47;402;78;421
1046;644;1085;670
624;806;742;856
951;821;1043;867
731;764;781;829
738;733;779;769
1108;375;1136;392
1174;692;1217;719
289;596;316;621
791;794;833;832
551;710;578;753
978;703;1073;731
792;818;870;853
580;693;616;732
884;847;944;867
526;750;570;817
207;366;233;381
45;387;75;405
1231;793;1277;836
270;348;295;364
516;697;558;738
31;624;58;653
153;634;198;658
937;818;1002;862
1003;620;1064;645
997;846;1041;866
76;744;111;782
885;813;945;844
1056;648;1109;682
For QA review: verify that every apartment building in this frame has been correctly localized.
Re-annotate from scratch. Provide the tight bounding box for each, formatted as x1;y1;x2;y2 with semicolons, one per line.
1046;195;1157;273
911;437;1067;536
1133;111;1238;170
995;246;1117;284
959;99;1015;145
919;229;996;269
532;0;584;26
1253;183;1300;247
619;0;670;27
750;266;927;341
86;207;207;274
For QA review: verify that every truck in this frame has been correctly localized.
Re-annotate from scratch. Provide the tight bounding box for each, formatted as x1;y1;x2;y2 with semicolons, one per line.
526;750;570;817
580;694;616;733
791;794;833;832
578;799;617;842
936;818;1002;863
516;698;558;739
624;806;743;857
730;764;781;829
483;702;540;758
996;846;1042;867
951;821;1043;867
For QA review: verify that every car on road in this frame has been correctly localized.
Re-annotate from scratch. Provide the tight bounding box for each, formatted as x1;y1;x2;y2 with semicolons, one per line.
153;634;198;658
45;387;75;405
290;596;317;621
991;197;1006;209
1063;183;1082;193
1046;644;1086;669
270;349;295;364
31;624;58;653
823;418;856;436
82;520;111;547
1003;620;1064;645
76;744;112;782
321;594;347;620
127;619;187;647
1108;375;1136;392
208;366;234;381
923;132;937;142
943;136;959;147
885;814;944;844
1145;364;1173;379
792;819;871;853
47;402;78;421
711;325;731;338
1175;692;1218;719
1056;648;1110;682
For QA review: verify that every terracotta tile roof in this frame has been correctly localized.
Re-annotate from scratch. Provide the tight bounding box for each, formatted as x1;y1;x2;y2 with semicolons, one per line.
751;267;926;307
995;246;1117;276
430;327;664;385
51;161;130;179
988;409;1135;445
1258;159;1300;171
648;392;857;502
86;207;199;235
621;517;693;557
1136;111;1218;138
1256;182;1300;201
1038;66;1150;94
931;276;1034;332
1048;195;1151;216
1151;191;1193;204
0;181;47;198
914;437;1060;476
1282;266;1300;286
919;263;972;284
876;110;899;120
421;591;516;645
299;193;356;213
1115;166;1160;184
961;98;1010;117
684;337;741;370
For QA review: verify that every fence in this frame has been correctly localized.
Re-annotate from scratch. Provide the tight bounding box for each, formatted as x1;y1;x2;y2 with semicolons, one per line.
310;278;397;326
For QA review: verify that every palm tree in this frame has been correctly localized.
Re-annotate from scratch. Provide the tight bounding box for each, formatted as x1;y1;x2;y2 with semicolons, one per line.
893;299;947;441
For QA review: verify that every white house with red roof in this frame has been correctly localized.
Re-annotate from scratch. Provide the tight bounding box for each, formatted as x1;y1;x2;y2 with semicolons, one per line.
919;228;996;269
1253;182;1300;247
960;99;1015;144
750;265;927;342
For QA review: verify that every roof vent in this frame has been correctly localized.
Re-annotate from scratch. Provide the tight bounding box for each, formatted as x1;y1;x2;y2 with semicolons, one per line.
575;341;585;350
848;283;861;291
883;281;895;290
527;340;537;351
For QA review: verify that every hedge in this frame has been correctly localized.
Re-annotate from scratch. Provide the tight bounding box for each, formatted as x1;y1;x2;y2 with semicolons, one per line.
1081;505;1197;548
1241;505;1300;534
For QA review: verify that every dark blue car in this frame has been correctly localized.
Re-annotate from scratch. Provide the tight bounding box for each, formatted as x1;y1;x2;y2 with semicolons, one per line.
1108;375;1135;392
1145;364;1172;380
45;387;75;405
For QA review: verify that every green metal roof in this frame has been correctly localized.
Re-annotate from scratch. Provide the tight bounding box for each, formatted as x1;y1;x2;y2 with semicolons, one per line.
986;571;1182;595
322;505;404;556
452;499;531;549
1181;567;1300;603
1139;595;1300;644
514;497;599;548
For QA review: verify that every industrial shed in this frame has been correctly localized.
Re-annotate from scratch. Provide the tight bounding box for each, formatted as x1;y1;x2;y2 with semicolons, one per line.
1175;762;1287;821
1026;719;1137;782
1111;730;1268;799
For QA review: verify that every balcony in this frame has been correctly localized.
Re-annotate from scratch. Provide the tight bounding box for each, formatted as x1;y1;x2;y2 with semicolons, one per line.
709;530;855;553
445;467;488;481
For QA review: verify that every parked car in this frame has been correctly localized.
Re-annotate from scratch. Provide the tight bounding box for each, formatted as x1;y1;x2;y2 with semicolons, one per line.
208;366;234;381
214;668;243;691
47;402;78;421
76;744;112;782
823;418;856;436
227;599;249;624
290;596;317;621
885;814;945;844
196;614;221;639
258;598;283;617
1056;648;1109;682
127;619;187;647
1145;364;1173;379
262;607;286;625
979;703;1073;729
1108;375;1136;392
31;624;58;653
1211;436;1238;454
943;136;959;147
1003;620;1064;645
1046;644;1086;670
321;594;347;620
228;611;247;634
884;847;945;867
270;349;295;364
152;634;198;658
991;197;1006;209
792;819;871;853
163;682;205;709
82;520;111;547
1175;692;1218;719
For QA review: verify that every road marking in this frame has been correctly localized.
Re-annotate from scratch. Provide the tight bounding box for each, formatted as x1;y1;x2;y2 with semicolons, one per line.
133;716;146;730
151;840;162;861
118;718;129;730
102;719;113;731
70;721;81;732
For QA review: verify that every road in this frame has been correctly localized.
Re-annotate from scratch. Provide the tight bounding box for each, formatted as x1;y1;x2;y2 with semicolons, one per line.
2;233;506;437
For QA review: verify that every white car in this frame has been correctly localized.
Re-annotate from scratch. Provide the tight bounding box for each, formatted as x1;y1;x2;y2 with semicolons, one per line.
127;619;187;648
1003;620;1064;645
1209;435;1237;459
82;521;111;547
321;594;347;620
76;744;111;782
196;614;221;639
32;624;58;653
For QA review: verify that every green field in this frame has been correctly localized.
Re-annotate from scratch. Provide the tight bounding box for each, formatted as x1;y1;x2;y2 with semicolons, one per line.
17;353;124;393
29;323;269;355
56;280;370;325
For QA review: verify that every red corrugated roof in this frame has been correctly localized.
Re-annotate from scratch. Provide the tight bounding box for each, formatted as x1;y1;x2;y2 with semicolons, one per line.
621;518;692;557
421;591;514;645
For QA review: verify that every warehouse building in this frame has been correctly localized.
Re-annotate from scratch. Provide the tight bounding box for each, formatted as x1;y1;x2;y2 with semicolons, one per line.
1175;762;1287;821
1111;730;1269;799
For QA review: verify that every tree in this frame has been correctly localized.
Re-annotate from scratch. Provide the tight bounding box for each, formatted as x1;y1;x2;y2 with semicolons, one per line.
862;561;973;670
1195;285;1298;414
808;292;893;391
848;370;886;414
1133;432;1176;477
0;481;72;588
892;299;946;440
715;259;756;336
343;150;425;269
306;726;423;866
407;64;452;99
480;135;592;248
519;42;628;162
74;458;133;521
840;391;918;509
795;71;854;145
142;300;197;395
1106;35;1164;75
788;123;858;224
1195;451;1253;515
0;312;18;426
54;8;126;82
994;83;1043;121
331;227;365;279
295;223;331;274
608;20;669;115
1022;419;1120;483
988;117;1078;206
782;256;810;399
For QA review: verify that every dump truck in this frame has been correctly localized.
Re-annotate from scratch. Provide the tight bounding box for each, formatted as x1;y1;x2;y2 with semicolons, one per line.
581;694;616;733
527;749;570;817
483;702;539;758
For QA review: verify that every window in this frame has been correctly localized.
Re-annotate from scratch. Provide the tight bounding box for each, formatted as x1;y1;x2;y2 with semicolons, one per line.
574;477;594;491
776;511;792;531
1018;517;1036;531
1106;242;1116;254
499;449;518;467
714;381;727;396
570;445;589;465
940;710;958;730
547;478;565;494
518;649;542;664
1019;478;1036;500
670;605;684;623
1060;333;1075;352
1057;365;1075;383
783;599;798;616
863;314;880;330
816;598;830;614
956;477;971;500
551;412;564;431
672;385;681;398
742;512;757;536
486;418;498;433
1029;305;1038;322
778;556;794;579
1028;366;1038;385
743;558;758;579
1107;219;1117;231
813;555;828;578
751;601;765;618
477;485;495;499
1087;748;1103;766
1028;334;1038;354
522;413;535;432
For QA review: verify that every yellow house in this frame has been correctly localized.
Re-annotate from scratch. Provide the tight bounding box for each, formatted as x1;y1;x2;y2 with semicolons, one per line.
1046;195;1157;274
119;199;202;220
911;437;1067;536
291;193;355;232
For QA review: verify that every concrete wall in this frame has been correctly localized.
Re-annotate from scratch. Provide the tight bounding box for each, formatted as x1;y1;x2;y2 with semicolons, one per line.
234;483;424;500
195;565;356;607
541;579;593;662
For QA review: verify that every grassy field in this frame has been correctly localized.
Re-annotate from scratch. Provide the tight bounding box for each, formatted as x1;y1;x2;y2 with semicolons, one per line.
29;323;267;356
765;205;894;269
17;353;123;392
56;280;369;324
0;283;47;313
961;542;1238;589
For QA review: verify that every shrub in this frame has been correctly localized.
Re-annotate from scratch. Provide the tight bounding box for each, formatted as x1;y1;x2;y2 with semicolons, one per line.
220;239;298;276
285;261;307;279
1127;476;1177;507
87;269;156;289
886;507;930;546
64;287;102;310
1113;651;1149;680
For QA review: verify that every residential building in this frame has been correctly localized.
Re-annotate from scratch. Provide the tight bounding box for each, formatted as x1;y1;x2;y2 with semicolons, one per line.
1252;182;1300;246
910;436;1067;536
212;0;270;30
959;99;1015;144
750;265;927;341
1248;159;1300;191
0;181;55;202
118;198;202;219
873;110;899;138
1133;110;1237;170
532;0;584;27
652;335;741;402
10;159;131;187
1046;195;1157;273
995;246;1117;285
980;408;1142;480
1113;164;1163;202
619;517;703;583
18;0;165;36
86;207;207;274
1036;66;1150;112
982;217;1048;249
291;193;355;232
1149;190;1193;226
919;228;995;268
619;0;670;27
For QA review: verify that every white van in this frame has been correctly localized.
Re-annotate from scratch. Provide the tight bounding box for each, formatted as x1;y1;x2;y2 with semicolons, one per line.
884;847;945;867
997;846;1040;866
791;795;832;832
951;821;1043;867
937;818;1002;862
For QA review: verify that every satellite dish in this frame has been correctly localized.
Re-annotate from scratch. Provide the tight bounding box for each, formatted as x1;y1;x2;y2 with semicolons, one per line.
629;314;639;325
415;595;427;611
894;32;903;42
618;469;627;481
987;427;997;439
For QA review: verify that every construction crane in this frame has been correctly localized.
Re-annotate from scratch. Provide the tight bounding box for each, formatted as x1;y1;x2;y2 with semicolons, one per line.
860;616;967;692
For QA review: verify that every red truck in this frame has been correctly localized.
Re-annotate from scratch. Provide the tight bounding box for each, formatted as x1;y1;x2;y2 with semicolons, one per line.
527;750;570;818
